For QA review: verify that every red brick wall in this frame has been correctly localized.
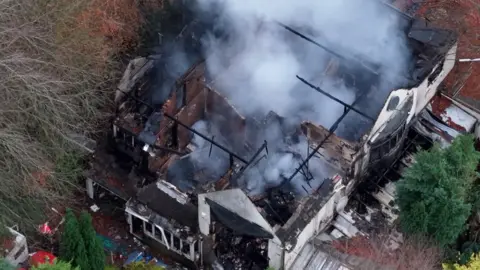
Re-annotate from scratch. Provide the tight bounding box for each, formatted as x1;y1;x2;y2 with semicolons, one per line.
206;89;246;143
154;62;208;151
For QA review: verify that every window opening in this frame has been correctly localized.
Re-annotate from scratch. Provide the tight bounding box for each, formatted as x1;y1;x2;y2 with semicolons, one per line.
173;236;181;250
144;222;153;234
176;83;187;109
164;230;172;245
154;226;163;241
181;241;190;255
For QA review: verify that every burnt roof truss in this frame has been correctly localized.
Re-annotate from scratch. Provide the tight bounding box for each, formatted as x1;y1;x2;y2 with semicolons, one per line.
164;113;249;164
280;23;379;76
283;82;373;186
233;140;269;181
297;76;375;121
273;23;384;186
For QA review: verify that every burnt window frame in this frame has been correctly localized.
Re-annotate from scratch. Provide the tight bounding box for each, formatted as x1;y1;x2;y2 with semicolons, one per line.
153;225;163;242
370;123;406;163
144;221;153;235
181;240;190;255
114;125;139;150
173;235;181;251
164;229;172;246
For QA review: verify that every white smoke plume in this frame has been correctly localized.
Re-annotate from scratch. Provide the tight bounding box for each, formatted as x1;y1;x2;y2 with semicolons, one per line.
183;0;411;195
196;0;409;124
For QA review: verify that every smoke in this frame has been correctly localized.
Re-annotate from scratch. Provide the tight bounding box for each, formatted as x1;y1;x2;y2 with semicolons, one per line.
149;38;202;106
181;0;411;195
198;0;409;119
167;120;231;191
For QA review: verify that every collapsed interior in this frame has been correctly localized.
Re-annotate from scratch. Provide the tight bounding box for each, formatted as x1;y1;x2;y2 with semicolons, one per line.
89;2;457;269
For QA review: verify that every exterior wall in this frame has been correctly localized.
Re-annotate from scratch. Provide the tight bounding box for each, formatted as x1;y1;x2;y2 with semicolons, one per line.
197;194;211;236
156;64;208;150
415;43;458;115
205;89;247;150
176;89;209;149
368;89;413;143
267;236;284;270
125;207;198;262
283;184;346;269
353;89;413;180
353;42;458;179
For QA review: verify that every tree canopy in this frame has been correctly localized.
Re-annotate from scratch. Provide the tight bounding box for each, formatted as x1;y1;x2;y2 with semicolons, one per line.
396;134;480;247
79;211;105;270
59;209;89;270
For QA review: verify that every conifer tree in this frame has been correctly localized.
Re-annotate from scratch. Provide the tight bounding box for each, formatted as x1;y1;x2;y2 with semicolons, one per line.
59;209;89;270
79;211;105;270
396;135;480;247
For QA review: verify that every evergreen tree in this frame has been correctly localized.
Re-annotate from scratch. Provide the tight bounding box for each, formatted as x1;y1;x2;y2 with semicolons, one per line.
59;209;89;270
79;211;105;270
396;135;480;247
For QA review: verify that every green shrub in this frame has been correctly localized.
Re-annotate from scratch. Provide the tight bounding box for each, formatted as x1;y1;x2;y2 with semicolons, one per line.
31;260;79;270
124;261;164;270
396;135;480;246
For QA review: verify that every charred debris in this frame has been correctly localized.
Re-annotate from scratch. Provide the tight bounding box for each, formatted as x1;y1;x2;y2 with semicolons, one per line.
86;4;457;270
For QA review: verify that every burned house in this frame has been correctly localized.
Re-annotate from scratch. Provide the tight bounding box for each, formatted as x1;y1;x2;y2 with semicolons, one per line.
86;2;457;270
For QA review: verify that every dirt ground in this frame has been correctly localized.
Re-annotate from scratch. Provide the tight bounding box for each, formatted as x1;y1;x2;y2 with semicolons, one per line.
87;192;174;267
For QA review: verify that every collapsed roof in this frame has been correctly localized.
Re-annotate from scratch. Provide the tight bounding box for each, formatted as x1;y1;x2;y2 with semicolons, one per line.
101;0;456;224
89;2;457;268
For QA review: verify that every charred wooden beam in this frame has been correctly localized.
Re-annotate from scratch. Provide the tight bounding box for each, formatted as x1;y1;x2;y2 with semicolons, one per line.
284;83;372;185
234;140;269;180
280;23;378;75
164;113;248;164
151;144;186;156
297;75;375;121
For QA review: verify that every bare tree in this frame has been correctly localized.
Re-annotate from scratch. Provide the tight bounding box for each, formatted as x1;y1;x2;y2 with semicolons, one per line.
332;230;443;270
0;0;118;232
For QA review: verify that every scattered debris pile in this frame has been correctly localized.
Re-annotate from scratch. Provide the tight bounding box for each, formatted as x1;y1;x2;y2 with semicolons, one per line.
212;223;269;270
